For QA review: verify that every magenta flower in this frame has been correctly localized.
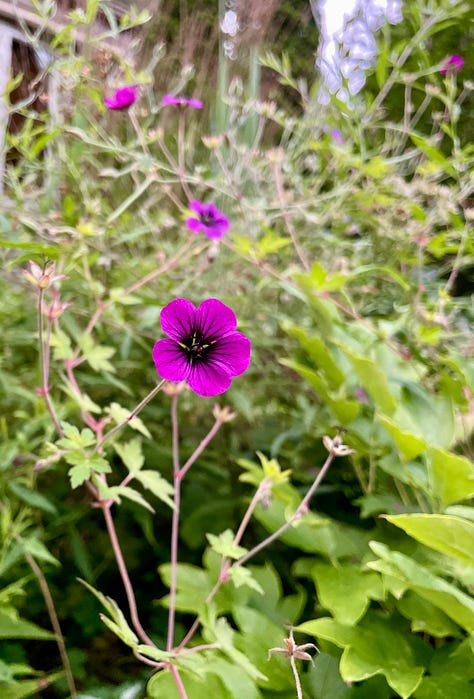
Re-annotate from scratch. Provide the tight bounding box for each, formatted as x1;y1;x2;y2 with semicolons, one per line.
186;201;230;239
162;94;204;109
440;54;464;74
104;85;139;110
152;298;251;397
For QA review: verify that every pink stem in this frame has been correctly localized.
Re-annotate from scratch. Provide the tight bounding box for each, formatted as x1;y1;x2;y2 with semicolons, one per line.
170;664;188;699
167;394;181;652
101;504;156;647
37;289;63;437
177;418;223;480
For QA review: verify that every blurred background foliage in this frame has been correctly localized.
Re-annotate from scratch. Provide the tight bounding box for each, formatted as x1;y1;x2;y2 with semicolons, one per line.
0;0;473;697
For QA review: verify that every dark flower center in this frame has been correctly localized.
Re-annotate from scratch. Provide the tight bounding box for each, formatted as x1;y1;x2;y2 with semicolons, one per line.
200;212;215;225
181;332;215;362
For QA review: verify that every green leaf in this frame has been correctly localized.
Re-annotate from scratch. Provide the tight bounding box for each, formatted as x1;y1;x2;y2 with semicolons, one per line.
19;538;60;568
69;463;91;488
296;612;425;699
8;483;57;515
106;402;151;438
414;638;474;699
429;447;474;506
158;563;213;613
0;610;54;640
58;423;96;450
62;383;102;414
396;591;460;638
386;514;474;567
311;563;384;625
368;542;474;632
114;439;144;474
49;329;74;360
206;530;247;560
85;345;116;373
78;579;139;648
340;347;397;416
282;323;345;387
227;567;264;594
113;485;155;513
88;454;111;474
134;470;175;510
280;359;359;423
410;133;457;178
377;416;426;461
307;653;351;699
204;616;267;682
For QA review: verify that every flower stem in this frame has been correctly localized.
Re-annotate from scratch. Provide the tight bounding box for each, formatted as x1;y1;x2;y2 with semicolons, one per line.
177;418;223;480
290;655;303;699
37;288;63;437
101;503;156;647
273;160;309;271
234;451;335;569
167;394;181;652
98;380;166;450
170;664;188;699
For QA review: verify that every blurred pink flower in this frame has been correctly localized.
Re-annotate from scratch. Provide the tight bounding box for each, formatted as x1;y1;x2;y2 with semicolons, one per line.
23;261;66;289
186;200;230;239
440;54;464;74
162;95;203;109
104;85;139;110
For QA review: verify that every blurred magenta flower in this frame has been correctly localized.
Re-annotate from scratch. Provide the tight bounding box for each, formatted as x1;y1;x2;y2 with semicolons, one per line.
162;94;204;109
104;85;139;110
152;298;251;397
186;200;230;239
440;54;464;74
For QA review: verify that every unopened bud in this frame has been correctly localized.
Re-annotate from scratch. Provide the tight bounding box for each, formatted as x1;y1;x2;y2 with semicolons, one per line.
213;404;237;422
323;433;355;456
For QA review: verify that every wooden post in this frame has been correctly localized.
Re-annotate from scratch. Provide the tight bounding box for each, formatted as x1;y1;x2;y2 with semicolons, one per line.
0;25;13;194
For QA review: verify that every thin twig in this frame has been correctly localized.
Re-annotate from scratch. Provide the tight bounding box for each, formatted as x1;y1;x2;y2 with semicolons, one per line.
234;451;335;568
290;654;303;699
98;380;166;449
167;394;181;653
273;160;310;271
37;288;63;437
101;504;156;647
20;543;77;697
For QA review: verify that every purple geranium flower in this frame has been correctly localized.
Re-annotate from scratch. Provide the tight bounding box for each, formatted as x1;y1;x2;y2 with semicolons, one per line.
104;85;139;110
186;201;230;239
152;298;251;397
440;54;464;74
162;94;204;109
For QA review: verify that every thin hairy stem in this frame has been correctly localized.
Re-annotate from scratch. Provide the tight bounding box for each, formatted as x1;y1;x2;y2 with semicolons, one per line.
98;380;166;449
37;288;63;437
20;543;76;697
167;394;181;652
177;418;223;480
170;664;188;699
290;655;303;699
273;160;309;271
234;451;335;568
101;504;156;647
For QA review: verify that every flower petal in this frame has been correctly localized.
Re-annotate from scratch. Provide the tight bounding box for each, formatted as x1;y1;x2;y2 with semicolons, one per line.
152;339;190;381
189;200;206;217
186;217;206;234
211;332;251;377
196;298;237;339
160;298;197;341
187;362;233;397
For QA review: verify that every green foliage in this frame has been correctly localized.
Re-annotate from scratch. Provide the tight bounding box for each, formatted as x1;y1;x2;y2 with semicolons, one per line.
0;0;473;696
